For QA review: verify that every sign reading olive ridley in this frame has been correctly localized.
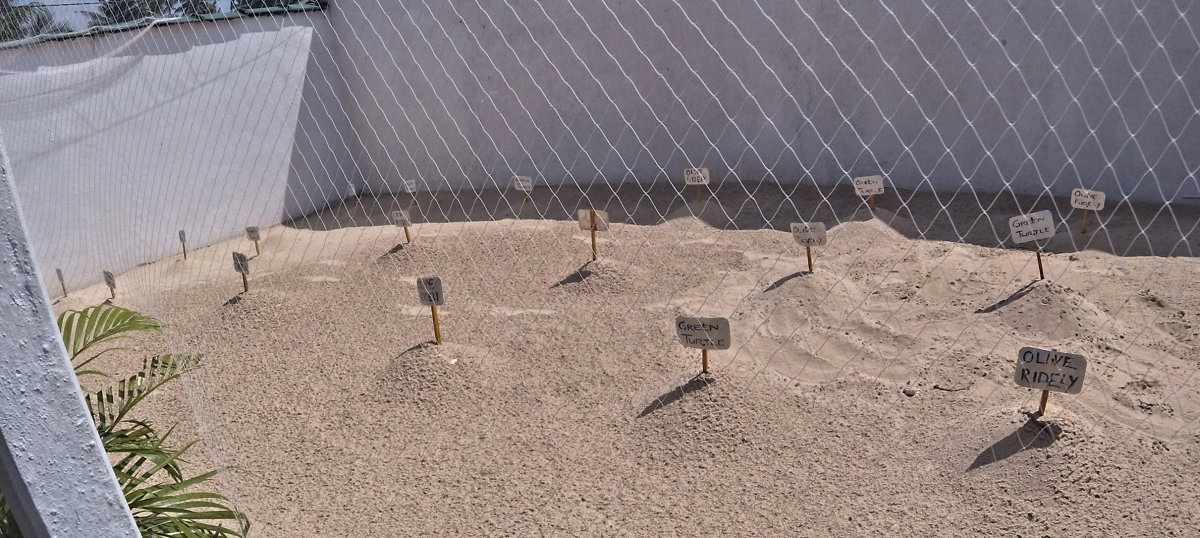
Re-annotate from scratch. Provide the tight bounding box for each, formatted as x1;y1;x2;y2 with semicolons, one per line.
1008;210;1054;244
1014;347;1086;394
1070;189;1105;211
512;176;533;192
853;175;885;196
790;222;827;246
578;209;610;231
683;167;710;185
417;276;444;306
391;210;412;227
245;226;261;241
675;316;731;350
232;252;250;275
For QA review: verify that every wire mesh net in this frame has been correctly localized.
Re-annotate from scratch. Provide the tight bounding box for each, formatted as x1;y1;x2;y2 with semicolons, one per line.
2;0;1199;534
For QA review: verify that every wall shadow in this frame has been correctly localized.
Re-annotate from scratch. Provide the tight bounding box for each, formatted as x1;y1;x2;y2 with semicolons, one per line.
968;416;1062;471
281;180;1200;258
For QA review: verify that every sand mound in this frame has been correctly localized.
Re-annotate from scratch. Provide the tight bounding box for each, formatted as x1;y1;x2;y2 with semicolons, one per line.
550;259;647;294
978;280;1120;343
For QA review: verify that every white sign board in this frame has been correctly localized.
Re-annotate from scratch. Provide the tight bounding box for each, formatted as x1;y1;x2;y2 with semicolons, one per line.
178;230;186;243
103;270;116;289
853;175;885;196
1008;210;1055;244
391;210;412;227
232;252;250;275
1070;188;1106;211
403;179;417;193
246;226;261;241
577;209;610;231
683;167;710;185
512;175;533;192
675;316;732;350
790;222;827;246
417;276;445;306
1014;347;1087;395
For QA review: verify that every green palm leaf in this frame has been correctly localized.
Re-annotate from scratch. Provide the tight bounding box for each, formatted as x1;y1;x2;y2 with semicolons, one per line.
57;304;163;371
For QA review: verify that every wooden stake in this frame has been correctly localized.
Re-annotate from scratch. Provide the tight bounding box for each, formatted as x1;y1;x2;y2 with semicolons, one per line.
109;286;116;299
241;273;249;293
404;226;412;244
590;210;598;261
869;194;876;210
254;240;261;255
1038;389;1050;415
1081;209;1090;234
806;245;814;273
431;305;443;345
696;183;703;202
1034;240;1045;280
701;348;710;374
61;281;68;298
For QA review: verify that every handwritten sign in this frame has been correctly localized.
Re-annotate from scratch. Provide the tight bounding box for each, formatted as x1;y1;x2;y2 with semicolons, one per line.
246;226;261;242
178;230;186;243
56;268;65;285
417;276;444;306
790;222;827;246
103;270;116;290
577;209;610;231
675;316;731;350
683;167;710;185
513;176;533;192
1008;210;1054;244
1070;188;1105;211
1014;347;1087;395
403;179;417;193
853;175;885;196
391;210;412;227
232;252;250;275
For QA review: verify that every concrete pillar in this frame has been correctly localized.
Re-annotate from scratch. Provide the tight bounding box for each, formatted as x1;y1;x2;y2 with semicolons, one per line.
0;132;139;536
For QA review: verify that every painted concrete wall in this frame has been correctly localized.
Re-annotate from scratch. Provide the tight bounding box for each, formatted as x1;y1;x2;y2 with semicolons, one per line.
2;1;1198;289
0;11;350;291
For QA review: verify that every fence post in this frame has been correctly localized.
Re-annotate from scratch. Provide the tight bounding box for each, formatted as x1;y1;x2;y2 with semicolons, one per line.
0;133;139;536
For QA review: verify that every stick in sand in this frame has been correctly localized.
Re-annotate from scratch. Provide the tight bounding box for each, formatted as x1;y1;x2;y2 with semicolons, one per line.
579;209;609;261
178;230;188;260
1081;209;1090;234
1034;240;1045;280
56;268;67;298
591;210;598;261
417;277;445;345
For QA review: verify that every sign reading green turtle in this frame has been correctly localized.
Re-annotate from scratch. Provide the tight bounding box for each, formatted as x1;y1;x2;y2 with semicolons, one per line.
675;316;731;374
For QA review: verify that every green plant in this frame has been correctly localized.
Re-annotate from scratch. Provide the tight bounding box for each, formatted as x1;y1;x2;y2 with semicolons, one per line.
0;304;248;537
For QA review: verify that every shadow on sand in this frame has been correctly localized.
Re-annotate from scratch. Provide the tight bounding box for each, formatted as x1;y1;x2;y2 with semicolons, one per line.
763;270;811;292
638;375;716;418
968;414;1063;471
974;280;1041;314
283;180;1200;258
550;262;597;289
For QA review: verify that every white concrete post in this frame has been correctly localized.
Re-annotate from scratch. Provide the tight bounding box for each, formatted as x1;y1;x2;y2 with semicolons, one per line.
0;133;140;535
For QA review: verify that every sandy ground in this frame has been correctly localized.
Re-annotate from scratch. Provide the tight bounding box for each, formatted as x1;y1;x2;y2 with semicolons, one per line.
55;187;1200;536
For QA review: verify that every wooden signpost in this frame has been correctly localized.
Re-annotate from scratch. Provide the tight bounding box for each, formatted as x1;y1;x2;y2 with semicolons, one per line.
55;268;67;298
513;175;533;200
246;226;261;255
675;316;732;374
102;270;116;299
1070;188;1106;234
853;175;885;210
684;167;710;202
577;209;610;261
1008;210;1055;280
404;179;418;204
1014;347;1087;415
392;210;413;244
233;252;250;292
178;230;188;260
417;276;445;345
790;222;828;273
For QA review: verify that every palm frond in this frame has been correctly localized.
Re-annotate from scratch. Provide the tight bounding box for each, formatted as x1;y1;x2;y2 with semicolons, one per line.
85;355;199;435
57;304;163;369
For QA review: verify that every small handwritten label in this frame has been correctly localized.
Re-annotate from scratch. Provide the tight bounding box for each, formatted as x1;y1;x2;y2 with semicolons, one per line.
403;179;417;193
853;175;885;196
1008;210;1055;244
417;276;444;306
103;271;116;289
675;316;732;350
1070;188;1106;211
578;209;610;231
178;230;186;243
391;210;412;227
246;226;261;241
513;176;533;192
1014;347;1087;395
232;252;250;275
56;268;65;284
683;167;710;185
790;222;828;246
